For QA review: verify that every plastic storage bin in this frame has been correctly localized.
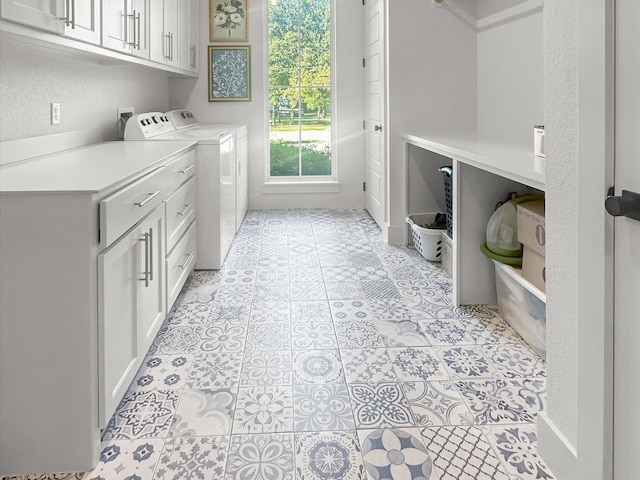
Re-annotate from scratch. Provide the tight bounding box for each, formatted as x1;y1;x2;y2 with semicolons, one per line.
439;166;453;238
493;260;546;359
406;213;446;262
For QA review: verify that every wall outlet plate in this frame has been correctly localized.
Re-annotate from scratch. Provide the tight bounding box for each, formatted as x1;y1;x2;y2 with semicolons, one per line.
50;102;60;125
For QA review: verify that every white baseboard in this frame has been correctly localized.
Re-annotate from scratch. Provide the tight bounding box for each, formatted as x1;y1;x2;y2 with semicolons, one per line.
538;412;578;480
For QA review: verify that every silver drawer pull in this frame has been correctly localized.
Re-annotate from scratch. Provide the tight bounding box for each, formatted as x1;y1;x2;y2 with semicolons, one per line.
178;203;193;216
139;232;150;287
179;165;195;174
179;251;194;269
134;191;161;207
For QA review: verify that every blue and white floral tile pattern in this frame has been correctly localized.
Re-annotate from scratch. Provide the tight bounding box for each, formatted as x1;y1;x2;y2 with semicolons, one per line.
484;425;555;479
420;426;511;480
9;209;558;480
225;433;295;480
295;431;367;480
359;427;438;480
155;436;229;480
83;438;164;480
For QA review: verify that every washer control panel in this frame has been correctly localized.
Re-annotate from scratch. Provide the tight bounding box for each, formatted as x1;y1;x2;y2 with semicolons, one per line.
166;109;199;130
124;112;176;139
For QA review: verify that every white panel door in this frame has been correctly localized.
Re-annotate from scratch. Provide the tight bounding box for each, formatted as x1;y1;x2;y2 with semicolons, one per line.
613;0;640;476
64;0;100;44
364;0;386;227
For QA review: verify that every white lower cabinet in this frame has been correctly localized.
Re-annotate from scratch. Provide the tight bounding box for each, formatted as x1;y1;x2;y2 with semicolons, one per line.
98;204;165;428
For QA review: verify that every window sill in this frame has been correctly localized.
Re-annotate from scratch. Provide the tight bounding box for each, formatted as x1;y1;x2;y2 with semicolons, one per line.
261;180;342;194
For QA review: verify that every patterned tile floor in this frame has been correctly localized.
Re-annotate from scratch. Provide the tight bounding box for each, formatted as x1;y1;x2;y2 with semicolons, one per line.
4;209;555;480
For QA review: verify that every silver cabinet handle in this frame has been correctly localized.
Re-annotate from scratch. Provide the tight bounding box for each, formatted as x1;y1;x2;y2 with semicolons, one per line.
60;0;71;26
170;32;174;61
179;251;194;269
179;165;195;174
139;232;150;287
191;45;196;68
134;191;160;207
177;204;193;216
136;11;141;50
164;33;171;59
148;228;154;281
71;0;75;29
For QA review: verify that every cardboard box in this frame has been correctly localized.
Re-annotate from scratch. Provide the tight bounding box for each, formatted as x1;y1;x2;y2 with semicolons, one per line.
522;246;546;292
517;200;546;256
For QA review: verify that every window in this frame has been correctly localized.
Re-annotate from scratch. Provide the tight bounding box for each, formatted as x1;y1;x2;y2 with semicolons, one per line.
268;0;332;178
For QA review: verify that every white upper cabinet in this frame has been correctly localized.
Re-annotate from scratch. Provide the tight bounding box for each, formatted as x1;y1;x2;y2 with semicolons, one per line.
178;0;198;72
150;0;180;67
1;0;100;44
102;0;150;58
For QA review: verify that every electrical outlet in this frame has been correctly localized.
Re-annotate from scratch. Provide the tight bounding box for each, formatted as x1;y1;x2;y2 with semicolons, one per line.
117;106;135;140
50;102;60;125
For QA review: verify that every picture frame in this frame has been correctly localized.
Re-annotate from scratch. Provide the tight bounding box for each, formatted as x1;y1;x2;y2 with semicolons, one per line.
208;46;251;102
209;0;248;42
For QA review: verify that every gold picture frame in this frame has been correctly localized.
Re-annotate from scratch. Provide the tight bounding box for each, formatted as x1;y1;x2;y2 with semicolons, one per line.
209;0;248;42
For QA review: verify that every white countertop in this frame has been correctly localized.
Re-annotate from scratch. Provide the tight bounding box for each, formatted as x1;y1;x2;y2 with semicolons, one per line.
403;132;545;191
0;140;196;194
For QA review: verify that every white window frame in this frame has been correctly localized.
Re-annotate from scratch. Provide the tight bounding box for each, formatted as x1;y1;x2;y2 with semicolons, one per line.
263;0;338;191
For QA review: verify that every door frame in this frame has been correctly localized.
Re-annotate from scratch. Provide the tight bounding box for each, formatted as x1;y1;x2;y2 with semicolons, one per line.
576;0;615;479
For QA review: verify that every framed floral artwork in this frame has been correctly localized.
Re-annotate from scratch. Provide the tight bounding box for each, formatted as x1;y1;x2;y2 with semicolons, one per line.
208;46;251;102
210;0;248;42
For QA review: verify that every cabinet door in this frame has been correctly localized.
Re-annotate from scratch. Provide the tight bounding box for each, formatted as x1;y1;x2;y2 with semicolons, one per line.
178;0;197;72
65;0;100;44
137;206;166;352
102;0;133;53
98;219;142;428
163;0;179;67
148;0;165;63
130;0;150;59
0;0;65;33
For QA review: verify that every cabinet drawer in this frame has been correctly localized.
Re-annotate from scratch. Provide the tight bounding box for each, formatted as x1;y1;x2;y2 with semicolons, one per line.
165;149;197;192
166;177;196;252
100;167;167;247
166;221;196;310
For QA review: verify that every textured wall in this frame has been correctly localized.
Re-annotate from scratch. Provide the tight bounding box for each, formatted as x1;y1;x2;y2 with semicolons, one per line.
0;47;170;142
543;0;579;448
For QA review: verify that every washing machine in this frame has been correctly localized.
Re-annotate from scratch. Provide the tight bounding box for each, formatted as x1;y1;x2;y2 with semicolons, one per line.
124;112;236;269
165;109;248;230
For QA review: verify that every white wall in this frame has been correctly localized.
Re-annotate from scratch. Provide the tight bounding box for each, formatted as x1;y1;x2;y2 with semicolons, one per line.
477;10;544;148
169;0;365;210
387;0;477;242
0;47;170;142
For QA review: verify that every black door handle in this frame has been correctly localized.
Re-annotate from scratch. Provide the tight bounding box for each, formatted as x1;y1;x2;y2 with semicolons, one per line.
605;189;640;222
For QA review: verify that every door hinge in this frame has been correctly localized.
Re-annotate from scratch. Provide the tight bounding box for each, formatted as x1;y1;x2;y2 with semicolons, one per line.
362;58;366;68
363;182;366;192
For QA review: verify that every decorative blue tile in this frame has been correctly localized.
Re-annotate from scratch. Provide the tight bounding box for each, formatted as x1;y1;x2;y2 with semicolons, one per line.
360;280;402;299
207;303;251;325
293;350;345;384
291;321;337;350
420;426;510;480
293;384;355;431
334;320;385;349
225;433;295;480
233;386;294;434
290;301;332;323
402;381;474;426
241;350;293;386
484;425;555;479
325;282;365;300
359;427;436;479
256;269;290;284
290;268;324;284
437;345;497;379
418;318;473;346
214;284;254;303
247;323;292;351
290;282;327;301
250;301;290;323
166;303;211;326
507;378;547;416
149;325;202;354
329;300;374;322
295;431;366;480
378;319;432;347
483;343;547;378
322;267;360;283
132;355;192;391
199;322;247;353
155;436;229;480
368;299;414;321
187;353;242;388
341;348;396;383
388;347;448;382
348;383;414;428
103;390;180;440
219;269;257;286
289;254;321;268
253;284;291;302
456;379;535;425
170;388;236;436
84;438;164;480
